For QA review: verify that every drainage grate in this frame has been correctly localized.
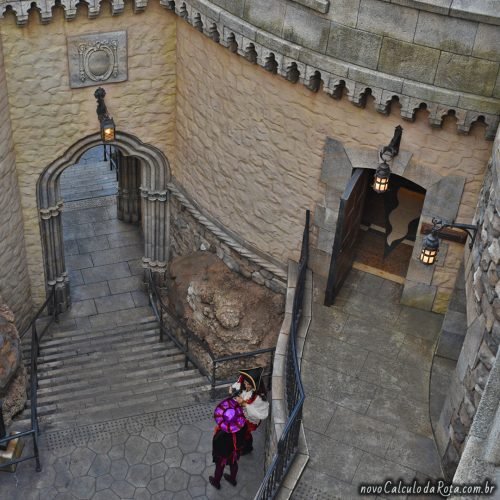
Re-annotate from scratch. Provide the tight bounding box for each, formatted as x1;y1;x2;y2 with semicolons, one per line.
292;481;340;500
41;402;214;450
64;195;117;211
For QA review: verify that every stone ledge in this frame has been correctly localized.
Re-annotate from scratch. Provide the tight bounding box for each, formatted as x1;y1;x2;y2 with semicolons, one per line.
269;262;312;496
287;0;330;14
384;0;500;26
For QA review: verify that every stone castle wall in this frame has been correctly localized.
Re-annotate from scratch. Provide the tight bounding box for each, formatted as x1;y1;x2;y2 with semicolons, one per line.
436;126;500;476
0;2;496;310
0;36;32;330
175;19;492;310
0;2;177;305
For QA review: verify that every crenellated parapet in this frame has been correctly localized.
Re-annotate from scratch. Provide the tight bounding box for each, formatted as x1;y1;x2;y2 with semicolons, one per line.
0;0;499;137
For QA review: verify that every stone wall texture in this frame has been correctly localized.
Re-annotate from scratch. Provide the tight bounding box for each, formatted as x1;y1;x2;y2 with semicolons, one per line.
175;20;491;297
0;36;32;330
0;3;177;305
436;126;500;477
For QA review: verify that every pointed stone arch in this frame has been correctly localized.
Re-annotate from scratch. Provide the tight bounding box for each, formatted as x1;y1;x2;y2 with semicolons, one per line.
37;131;171;311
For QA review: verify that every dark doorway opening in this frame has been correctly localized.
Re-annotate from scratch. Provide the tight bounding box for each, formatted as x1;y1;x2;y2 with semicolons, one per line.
354;173;426;282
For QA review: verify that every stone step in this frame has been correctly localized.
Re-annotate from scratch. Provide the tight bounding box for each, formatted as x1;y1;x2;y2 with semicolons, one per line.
34;366;204;406
29;327;162;360
32;344;183;379
35;356;189;396
33;315;157;339
29;376;207;417
25;326;161;356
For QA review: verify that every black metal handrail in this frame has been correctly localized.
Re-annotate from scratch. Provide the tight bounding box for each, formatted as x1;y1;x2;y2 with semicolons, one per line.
0;285;58;472
147;270;275;392
255;209;310;499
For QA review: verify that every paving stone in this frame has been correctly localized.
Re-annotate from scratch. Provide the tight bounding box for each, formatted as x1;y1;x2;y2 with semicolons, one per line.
88;454;111;477
69;270;85;286
395;306;443;341
69;476;96;499
302;394;337;434
164;468;190;492
180;452;206;475
91;245;144;267
70;448;96;477
82;262;131;284
95;292;136;314
108;444;125;460
301;358;376;413
151;462;169;479
326;405;396;456
132;290;150;307
87;439;112;455
128;259;146;276
187;475;206;497
127;464;152;488
96;474;114;491
76;235;110;254
304;429;364;483
72;282;111;301
63;223;96;239
110;458;129;480
111;479;136;498
135;487;153;500
67;299;97;317
385;428;443;478
93;219;138;236
163;447;183;468
148;476;165;494
65;239;80;256
66;253;94;271
108;275;144;294
144;443;166;465
125;436;150;465
93;489;121;500
177;425;202;454
108;230;144;248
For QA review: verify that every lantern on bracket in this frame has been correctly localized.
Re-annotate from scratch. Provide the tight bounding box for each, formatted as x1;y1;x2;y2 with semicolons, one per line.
372;125;403;194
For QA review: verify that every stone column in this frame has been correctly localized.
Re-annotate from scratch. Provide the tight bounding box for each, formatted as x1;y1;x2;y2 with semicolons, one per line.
117;154;142;223
140;187;169;285
39;202;70;312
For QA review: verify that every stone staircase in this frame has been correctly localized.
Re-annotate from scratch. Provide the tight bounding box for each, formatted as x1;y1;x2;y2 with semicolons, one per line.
19;315;211;430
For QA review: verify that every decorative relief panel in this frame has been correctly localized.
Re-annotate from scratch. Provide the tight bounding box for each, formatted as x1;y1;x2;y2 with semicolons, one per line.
67;31;127;88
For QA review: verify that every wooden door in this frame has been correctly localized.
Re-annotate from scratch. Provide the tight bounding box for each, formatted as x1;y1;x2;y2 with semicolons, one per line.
324;168;370;306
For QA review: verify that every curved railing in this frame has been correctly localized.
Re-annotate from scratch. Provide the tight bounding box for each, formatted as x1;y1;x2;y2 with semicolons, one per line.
256;210;310;499
147;270;275;391
0;286;58;472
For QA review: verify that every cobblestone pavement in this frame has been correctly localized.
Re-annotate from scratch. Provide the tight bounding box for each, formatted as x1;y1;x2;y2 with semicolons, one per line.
294;270;444;500
0;402;265;499
0;148;265;498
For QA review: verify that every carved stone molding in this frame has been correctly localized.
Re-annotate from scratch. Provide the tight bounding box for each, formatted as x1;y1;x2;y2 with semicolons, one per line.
39;201;63;220
67;31;127;89
167;180;287;281
1;0;498;137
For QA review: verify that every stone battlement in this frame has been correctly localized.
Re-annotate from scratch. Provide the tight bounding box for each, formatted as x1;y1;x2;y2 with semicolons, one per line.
0;0;499;137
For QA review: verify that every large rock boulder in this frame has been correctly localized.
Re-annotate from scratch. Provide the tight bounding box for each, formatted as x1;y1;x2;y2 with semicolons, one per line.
0;301;27;426
165;252;285;361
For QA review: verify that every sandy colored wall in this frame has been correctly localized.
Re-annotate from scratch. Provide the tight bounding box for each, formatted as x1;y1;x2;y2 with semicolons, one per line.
0;36;33;329
175;20;492;270
0;3;177;304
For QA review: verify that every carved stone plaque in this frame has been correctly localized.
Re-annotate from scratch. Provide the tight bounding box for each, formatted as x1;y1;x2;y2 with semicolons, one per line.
67;31;127;88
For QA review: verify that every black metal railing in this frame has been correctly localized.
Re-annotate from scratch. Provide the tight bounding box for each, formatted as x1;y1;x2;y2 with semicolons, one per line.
147;271;275;392
0;286;58;472
255;209;310;499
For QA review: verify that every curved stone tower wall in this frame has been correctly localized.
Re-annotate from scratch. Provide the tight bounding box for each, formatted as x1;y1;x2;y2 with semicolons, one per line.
436;126;500;477
0;36;32;330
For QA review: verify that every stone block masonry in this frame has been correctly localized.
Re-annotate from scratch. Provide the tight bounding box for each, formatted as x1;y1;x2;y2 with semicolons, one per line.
169;181;287;294
436;126;500;477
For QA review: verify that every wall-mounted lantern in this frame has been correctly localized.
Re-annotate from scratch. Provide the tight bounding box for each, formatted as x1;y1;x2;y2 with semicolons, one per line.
419;217;479;266
94;87;116;143
373;125;403;194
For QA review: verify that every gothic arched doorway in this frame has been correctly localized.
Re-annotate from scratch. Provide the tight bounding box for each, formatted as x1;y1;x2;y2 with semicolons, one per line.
37;132;171;312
